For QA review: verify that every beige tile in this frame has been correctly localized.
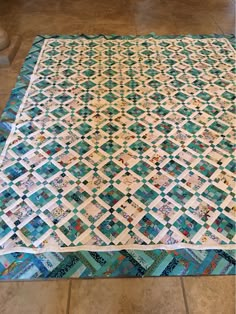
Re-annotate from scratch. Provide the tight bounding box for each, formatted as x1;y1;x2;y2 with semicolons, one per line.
169;0;233;13
0;93;10;115
136;18;178;35
3;0;234;38
173;10;223;34
0;280;70;314
209;5;235;24
183;276;235;314
212;14;235;29
1;0;60;15
10;37;34;72
61;0;134;24
0;14;14;31
90;24;136;35
175;20;222;35
70;278;186;314
172;10;213;21
0;69;18;94
133;0;172;20
0;2;18;16
8;14;94;37
133;0;178;35
17;0;61;13
209;4;235;33
219;22;236;34
206;0;234;8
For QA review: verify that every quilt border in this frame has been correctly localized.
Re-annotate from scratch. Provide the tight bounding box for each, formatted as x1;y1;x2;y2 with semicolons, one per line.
0;34;235;278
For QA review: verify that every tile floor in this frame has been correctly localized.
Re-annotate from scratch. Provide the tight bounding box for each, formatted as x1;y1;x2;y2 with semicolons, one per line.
0;277;235;314
0;0;235;313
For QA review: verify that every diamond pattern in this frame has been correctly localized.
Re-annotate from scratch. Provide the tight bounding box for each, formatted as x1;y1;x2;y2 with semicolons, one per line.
21;216;50;242
60;216;89;241
98;214;126;241
99;186;124;206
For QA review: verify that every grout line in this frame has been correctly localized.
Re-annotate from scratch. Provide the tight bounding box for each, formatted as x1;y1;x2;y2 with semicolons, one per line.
209;15;225;35
134;23;138;36
181;277;190;314
212;22;225;35
216;25;225;35
215;21;226;35
66;280;72;314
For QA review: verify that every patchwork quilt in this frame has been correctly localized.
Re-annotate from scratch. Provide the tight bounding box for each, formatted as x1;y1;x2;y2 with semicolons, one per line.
0;34;235;256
